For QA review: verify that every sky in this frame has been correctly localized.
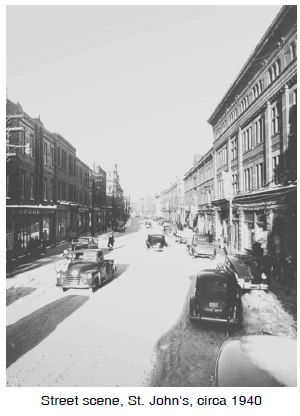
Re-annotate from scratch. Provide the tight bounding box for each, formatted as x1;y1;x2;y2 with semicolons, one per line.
6;4;283;201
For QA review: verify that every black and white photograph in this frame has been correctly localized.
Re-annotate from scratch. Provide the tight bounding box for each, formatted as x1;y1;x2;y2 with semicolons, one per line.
5;1;297;402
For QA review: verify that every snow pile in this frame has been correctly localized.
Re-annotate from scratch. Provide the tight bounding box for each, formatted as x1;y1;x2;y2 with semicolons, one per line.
242;290;297;340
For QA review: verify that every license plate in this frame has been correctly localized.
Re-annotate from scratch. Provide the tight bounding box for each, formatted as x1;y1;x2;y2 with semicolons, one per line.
209;302;218;308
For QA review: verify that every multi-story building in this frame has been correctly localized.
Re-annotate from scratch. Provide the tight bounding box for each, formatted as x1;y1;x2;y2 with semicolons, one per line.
207;5;297;255
6;98;114;259
6;100;57;259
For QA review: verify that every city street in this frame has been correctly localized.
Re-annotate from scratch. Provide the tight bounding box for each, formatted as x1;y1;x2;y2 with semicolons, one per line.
6;217;297;387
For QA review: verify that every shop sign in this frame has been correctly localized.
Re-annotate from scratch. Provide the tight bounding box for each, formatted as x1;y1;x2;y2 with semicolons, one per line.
11;208;56;215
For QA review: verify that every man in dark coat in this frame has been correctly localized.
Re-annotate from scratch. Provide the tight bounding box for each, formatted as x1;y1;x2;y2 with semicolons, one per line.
283;253;294;295
108;232;115;250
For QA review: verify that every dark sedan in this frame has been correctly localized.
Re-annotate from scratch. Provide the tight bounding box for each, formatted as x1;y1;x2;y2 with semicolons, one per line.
146;234;168;251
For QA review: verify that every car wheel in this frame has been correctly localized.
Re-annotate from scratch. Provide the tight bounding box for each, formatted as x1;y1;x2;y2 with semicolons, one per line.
62;288;68;292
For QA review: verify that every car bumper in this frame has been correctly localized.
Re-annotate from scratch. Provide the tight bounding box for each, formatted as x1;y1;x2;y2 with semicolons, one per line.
190;315;239;324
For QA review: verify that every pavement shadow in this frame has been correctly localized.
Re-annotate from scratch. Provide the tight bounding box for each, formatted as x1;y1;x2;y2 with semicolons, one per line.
6;295;89;368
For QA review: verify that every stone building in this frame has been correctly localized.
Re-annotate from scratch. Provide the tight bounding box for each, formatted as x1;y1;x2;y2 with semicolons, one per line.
207;5;297;256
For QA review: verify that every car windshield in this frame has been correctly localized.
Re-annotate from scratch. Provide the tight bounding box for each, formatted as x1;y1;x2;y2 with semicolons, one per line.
149;236;164;244
193;235;210;244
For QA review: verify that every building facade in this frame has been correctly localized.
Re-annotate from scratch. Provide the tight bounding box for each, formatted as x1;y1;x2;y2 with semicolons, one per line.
208;5;297;256
6;98;113;259
106;165;124;223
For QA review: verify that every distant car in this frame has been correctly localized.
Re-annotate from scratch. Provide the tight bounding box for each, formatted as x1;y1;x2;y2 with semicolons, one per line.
71;236;98;251
187;234;216;259
189;269;242;332
211;334;297;387
146;234;168;251
163;224;172;234
115;221;126;232
57;249;116;292
145;221;152;228
217;254;268;291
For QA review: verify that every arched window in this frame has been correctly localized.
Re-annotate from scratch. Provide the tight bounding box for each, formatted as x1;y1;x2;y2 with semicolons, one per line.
253;88;256;100
267;70;271;85
290;42;296;61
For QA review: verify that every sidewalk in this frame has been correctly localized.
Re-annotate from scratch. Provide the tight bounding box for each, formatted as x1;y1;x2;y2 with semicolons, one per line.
6;241;71;279
6;231;114;279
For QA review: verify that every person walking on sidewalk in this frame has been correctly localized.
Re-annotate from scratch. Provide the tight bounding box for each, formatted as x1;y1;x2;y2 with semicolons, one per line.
108;232;115;250
283;253;294;295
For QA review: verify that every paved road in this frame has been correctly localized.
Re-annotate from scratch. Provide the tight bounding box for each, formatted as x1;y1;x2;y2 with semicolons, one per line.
6;218;297;387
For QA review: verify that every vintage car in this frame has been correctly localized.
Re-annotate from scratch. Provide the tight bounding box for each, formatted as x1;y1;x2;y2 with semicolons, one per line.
189;269;242;332
115;221;126;232
217;254;268;291
146;234;168;251
71;236;98;251
57;249;116;292
163;224;172;234
210;333;297;387
187;234;216;259
145;221;152;228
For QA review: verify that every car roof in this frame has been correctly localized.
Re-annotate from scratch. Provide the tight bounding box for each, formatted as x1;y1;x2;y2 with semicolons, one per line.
215;335;297;387
75;249;103;254
197;269;236;282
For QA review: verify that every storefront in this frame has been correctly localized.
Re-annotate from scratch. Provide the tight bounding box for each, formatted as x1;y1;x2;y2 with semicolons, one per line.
6;206;56;260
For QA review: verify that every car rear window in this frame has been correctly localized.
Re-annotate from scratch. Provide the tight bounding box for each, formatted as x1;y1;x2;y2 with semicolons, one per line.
193;235;210;244
82;252;98;262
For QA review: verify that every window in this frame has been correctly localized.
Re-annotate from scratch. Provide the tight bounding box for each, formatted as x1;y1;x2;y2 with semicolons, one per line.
293;89;297;105
6;174;10;198
58;181;61;200
51;147;54;167
62;182;66;200
231;138;237;160
273;155;281;184
44;178;47;200
69;184;73;201
243;127;252;152
20;171;25;198
256;163;264;189
30;174;34;199
74;160;76;177
79;167;82;183
57;147;61;167
243;167;253;191
271;104;280;135
30;134;35;157
232;174;238;194
69;155;72;174
290;42;296;61
50;180;53;201
268;60;281;85
43;143;48;164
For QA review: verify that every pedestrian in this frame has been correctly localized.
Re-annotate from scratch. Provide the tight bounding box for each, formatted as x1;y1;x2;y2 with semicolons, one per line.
219;235;224;250
283;253;294;295
40;239;46;255
34;236;41;256
107;232;115;250
27;238;34;259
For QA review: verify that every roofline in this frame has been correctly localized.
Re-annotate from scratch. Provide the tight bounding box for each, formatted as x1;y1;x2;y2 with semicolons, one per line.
207;5;291;125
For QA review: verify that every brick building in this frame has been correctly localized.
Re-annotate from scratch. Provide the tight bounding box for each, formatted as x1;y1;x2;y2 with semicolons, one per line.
6;98;110;259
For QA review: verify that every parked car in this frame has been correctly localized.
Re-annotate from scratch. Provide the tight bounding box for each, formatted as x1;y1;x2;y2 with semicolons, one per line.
57;249;116;292
216;254;268;291
146;234;168;251
189;269;242;333
145;221;152;228
115;221;126;232
211;333;297;387
186;234;216;259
